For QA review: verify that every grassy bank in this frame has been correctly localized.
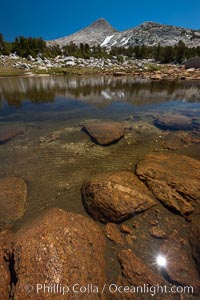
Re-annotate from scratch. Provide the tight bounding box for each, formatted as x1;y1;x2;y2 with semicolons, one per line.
0;66;26;77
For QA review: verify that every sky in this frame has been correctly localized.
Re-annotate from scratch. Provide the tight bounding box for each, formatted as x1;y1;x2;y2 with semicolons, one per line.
1;0;200;41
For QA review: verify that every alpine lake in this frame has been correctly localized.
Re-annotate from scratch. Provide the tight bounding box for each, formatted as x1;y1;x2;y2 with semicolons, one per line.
0;75;200;299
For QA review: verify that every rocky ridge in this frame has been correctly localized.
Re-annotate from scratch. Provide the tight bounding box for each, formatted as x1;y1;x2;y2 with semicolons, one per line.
47;18;200;48
48;18;117;48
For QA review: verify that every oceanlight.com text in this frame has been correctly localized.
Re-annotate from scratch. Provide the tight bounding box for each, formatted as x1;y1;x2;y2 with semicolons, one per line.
24;282;194;297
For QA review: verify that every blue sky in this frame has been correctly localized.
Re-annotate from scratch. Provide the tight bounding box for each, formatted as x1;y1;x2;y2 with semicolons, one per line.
1;0;200;41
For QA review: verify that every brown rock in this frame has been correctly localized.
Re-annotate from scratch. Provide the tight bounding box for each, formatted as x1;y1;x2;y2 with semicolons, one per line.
117;249;166;287
82;121;125;145
104;223;124;245
132;222;139;229
0;177;27;226
190;221;200;274
149;220;159;226
187;130;200;144
160;131;189;150
113;71;127;77
82;171;155;223
154;114;192;130
119;224;133;234
136;153;200;217
125;234;136;246
0;231;11;299
9;208;106;300
0;125;24;144
159;231;200;294
148;226;167;239
151;74;162;80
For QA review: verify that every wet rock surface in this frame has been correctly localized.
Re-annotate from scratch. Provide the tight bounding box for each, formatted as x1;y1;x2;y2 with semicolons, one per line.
117;249;166;287
119;224;133;234
190;220;200;274
192;118;200;131
8;208;106;300
82;171;155;223
159;231;200;294
136;153;200;217
159;130;200;150
0;231;11;299
0;177;27;226
104;223;124;245
82;121;126;145
154;114;192;130
148;225;167;239
0;125;24;144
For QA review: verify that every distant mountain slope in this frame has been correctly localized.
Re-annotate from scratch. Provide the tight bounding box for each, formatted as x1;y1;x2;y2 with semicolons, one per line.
47;18;117;47
47;19;200;48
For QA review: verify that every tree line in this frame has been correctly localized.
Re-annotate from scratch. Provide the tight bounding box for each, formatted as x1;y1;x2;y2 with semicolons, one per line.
0;34;46;57
0;33;200;63
110;41;200;63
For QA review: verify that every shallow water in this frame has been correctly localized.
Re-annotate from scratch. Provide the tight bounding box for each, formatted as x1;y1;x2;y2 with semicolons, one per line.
1;75;200;299
0;75;200;231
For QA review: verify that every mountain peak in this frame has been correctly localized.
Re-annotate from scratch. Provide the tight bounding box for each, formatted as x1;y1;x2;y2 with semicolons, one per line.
47;19;200;49
92;18;108;25
88;18;116;31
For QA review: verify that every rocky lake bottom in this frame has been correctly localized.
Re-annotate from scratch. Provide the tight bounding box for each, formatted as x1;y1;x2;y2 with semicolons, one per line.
0;75;199;299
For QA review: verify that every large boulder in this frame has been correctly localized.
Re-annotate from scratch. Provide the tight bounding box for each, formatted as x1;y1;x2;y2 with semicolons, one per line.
136;153;200;218
154;114;192;130
82;171;155;223
185;57;200;69
159;231;200;294
9;208;106;300
190;220;200;274
0;177;27;226
82;121;126;145
0;125;24;144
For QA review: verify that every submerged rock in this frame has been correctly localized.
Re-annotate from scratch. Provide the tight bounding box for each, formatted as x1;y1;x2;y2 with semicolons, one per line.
148;225;167;239
0;125;24;144
136;153;200;218
82;171;155;223
82;121;126;145
154;114;192;130
190;220;200;275
0;177;27;226
159;231;200;294
0;231;11;299
119;224;133;234
9;208;106;300
192;118;200;131
104;223;124;245
117;249;166;287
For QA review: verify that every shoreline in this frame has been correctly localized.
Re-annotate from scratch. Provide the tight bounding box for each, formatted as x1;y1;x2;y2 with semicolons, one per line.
1;54;200;80
1;67;200;81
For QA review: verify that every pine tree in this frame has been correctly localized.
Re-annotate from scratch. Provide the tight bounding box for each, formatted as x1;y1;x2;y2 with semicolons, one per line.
175;41;186;63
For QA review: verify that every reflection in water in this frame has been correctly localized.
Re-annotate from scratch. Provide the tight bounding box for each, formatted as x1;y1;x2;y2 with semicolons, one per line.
0;76;200;108
0;74;199;270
